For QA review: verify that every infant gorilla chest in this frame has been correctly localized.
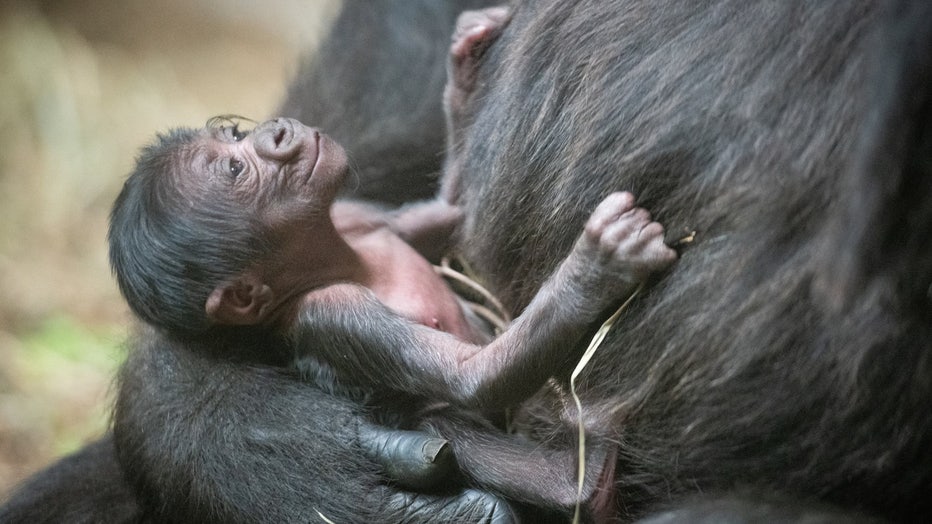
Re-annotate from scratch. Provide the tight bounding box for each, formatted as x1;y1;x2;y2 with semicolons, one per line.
364;232;478;342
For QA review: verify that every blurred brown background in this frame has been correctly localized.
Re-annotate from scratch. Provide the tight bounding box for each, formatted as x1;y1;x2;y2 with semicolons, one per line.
0;0;338;495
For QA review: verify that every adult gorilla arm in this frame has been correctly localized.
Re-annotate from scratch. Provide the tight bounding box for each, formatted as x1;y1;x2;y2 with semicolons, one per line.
113;328;516;523
0;435;141;524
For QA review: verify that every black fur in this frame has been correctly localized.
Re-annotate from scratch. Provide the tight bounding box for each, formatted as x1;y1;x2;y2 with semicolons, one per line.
113;326;531;522
454;0;932;520
115;327;389;522
0;435;140;524
633;494;883;524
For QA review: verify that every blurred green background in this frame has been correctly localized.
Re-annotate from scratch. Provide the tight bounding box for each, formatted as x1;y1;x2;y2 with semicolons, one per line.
0;0;337;494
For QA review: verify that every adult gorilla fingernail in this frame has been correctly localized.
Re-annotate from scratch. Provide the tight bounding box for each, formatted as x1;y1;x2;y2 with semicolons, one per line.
422;438;450;462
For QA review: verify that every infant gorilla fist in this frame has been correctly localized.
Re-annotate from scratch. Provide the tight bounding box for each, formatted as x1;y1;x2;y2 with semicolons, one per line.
560;192;678;308
582;191;678;283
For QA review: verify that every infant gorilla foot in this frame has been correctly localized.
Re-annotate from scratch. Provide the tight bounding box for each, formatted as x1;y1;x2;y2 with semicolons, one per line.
580;191;678;285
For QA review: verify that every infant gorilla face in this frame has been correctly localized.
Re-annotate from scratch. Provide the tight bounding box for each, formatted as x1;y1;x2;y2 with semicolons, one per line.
177;117;349;220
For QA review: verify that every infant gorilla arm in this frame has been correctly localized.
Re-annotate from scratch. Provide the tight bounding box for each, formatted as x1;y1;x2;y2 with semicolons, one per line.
291;191;676;409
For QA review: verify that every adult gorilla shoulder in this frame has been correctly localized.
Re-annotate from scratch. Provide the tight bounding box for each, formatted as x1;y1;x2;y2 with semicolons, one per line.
454;0;932;521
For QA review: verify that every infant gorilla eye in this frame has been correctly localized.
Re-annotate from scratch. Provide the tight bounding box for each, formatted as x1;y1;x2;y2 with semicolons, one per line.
229;158;245;178
231;124;248;142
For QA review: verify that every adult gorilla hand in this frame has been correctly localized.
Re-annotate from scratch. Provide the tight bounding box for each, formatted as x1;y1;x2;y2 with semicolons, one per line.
360;422;518;523
380;487;518;524
359;422;457;491
110;330;519;523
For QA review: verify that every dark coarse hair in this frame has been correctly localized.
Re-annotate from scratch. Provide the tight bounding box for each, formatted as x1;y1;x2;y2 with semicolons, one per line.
108;127;272;338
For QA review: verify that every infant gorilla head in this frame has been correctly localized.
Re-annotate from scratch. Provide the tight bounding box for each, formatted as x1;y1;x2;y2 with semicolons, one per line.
109;117;350;338
109;5;515;343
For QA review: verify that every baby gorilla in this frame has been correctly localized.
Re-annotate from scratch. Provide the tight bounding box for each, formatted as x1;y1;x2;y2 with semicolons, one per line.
108;117;675;512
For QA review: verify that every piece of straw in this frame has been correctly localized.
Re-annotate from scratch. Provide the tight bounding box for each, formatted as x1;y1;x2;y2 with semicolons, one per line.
569;283;643;524
435;257;511;332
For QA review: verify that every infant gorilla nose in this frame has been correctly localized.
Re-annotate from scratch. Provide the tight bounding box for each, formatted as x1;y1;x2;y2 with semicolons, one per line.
254;117;311;162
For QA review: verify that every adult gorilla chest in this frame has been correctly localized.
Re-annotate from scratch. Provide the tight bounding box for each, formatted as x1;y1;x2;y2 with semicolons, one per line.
454;0;932;521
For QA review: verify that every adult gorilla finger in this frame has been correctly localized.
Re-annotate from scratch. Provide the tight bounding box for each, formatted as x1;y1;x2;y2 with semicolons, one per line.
358;422;458;491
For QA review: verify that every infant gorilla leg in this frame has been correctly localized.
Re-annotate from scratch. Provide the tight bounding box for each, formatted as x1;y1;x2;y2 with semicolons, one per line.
422;409;611;517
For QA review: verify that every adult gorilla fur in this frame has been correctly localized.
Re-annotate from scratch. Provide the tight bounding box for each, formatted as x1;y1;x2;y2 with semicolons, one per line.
452;0;932;520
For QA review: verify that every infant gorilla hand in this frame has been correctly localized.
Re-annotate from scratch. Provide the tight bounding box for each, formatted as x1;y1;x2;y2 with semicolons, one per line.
577;191;678;288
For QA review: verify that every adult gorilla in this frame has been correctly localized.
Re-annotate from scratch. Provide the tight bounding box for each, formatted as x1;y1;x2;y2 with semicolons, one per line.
450;0;932;521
